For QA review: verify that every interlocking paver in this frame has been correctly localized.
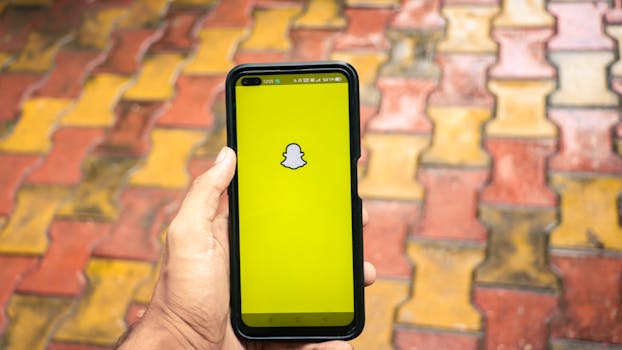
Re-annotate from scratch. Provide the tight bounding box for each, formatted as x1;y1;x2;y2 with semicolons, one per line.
96;28;163;75
8;32;72;73
490;28;555;79
157;75;222;127
494;0;553;27
333;8;392;50
133;229;165;304
117;0;171;29
240;7;301;51
428;53;494;106
293;0;345;29
0;154;41;215
548;1;613;51
201;0;252;27
345;0;400;7
380;30;442;79
123;53;186;101
394;328;480;350
288;28;337;61
0;73;42;129
151;10;202;52
78;7;127;50
608;24;622;77
0;256;37;331
389;0;444;30
34;50;106;99
437;5;498;54
185;28;246;74
330;51;387;105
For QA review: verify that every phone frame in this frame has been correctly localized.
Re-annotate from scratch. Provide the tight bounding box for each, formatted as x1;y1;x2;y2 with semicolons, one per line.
225;61;365;342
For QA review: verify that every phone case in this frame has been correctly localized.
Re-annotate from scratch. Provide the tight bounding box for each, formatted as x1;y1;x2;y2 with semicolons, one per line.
226;61;364;342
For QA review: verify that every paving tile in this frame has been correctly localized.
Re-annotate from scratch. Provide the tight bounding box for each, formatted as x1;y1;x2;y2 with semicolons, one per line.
330;51;387;105
421;106;490;166
116;0;171;29
193;91;226;158
364;201;419;278
0;97;71;154
437;5;498;54
490;28;555;79
551;339;622;350
96;28;163;75
184;27;247;75
0;185;69;255
16;220;110;296
289;28;338;61
367;77;434;133
293;0;346;29
475;205;559;289
394;328;480;350
8;32;72;73
54;258;152;345
549;52;618;107
157;75;222;128
201;0;253;27
151;10;202;52
481;138;557;207
549;108;622;174
380;30;442;79
26;128;104;185
345;0;400;6
414;168;488;241
0;5;45;53
57;156;139;221
48;343;112;350
608;24;622;77
235;51;289;65
78;8;127;50
389;0;444;30
0;73;45;123
494;0;553;27
61;74;131;127
94;187;179;261
397;240;484;331
333;8;393;50
0;51;13;68
550;254;622;343
474;287;558;350
0;294;74;350
133;229;166;304
428;53;495;106
549;174;622;251
129;128;205;188
0;154;41;215
486;80;557;138
350;279;409;350
240;7;301;52
0;256;37;331
34;50;106;99
548;2;613;51
123;53;185;101
359;133;428;201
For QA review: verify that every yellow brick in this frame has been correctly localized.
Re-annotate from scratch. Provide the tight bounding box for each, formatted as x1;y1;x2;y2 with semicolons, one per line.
123;53;186;101
54;258;152;345
0;97;71;153
118;0;171;28
0;0;8;13
437;6;499;54
0;51;12;69
79;8;127;49
345;0;399;6
549;52;618;107
8;32;71;73
350;279;409;350
494;0;554;28
294;0;346;29
550;174;622;251
184;28;247;75
241;7;301;51
486;80;557;138
1;295;74;350
130;128;205;188
605;25;622;78
10;0;53;6
0;185;69;255
61;73;131;127
422;106;490;167
330;51;387;105
359;133;428;201
397;241;483;331
475;205;559;289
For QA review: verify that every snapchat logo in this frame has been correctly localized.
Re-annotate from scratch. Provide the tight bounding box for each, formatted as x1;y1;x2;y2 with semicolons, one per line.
281;143;306;170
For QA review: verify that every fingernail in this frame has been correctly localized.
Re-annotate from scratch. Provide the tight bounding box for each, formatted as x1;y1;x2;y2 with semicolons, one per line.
215;147;227;164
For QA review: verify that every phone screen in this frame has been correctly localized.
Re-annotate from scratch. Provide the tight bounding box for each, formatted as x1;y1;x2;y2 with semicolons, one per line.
234;72;354;328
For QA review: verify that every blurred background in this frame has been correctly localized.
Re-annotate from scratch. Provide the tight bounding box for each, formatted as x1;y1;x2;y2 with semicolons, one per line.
0;0;621;349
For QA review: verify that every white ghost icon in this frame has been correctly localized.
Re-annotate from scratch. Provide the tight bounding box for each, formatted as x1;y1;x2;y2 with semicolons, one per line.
281;143;306;169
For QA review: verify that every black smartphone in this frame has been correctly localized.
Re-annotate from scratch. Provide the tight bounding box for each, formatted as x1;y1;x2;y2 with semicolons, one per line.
225;61;364;342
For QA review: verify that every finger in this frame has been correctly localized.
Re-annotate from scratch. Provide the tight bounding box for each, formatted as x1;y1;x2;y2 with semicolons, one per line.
363;261;376;287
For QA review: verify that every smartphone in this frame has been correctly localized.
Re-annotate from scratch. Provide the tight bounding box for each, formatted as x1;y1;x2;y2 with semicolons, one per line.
225;61;364;341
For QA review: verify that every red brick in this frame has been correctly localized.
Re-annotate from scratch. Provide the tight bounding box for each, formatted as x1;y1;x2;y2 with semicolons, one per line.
34;49;106;98
333;8;393;51
490;28;555;80
93;187;181;261
157;75;223;128
0;256;37;331
202;0;253;27
0;73;44;122
96;28;163;75
0;154;42;215
474;287;558;350
481;138;557;207
0;7;46;52
551;254;622;343
414;167;487;241
367;77;434;133
16;220;111;296
360;104;378;133
428;53;495;107
151;10;202;52
289;29;337;61
95;102;164;156
26;128;105;185
34;0;91;33
605;6;622;24
364;200;419;278
48;343;112;350
188;157;215;179
549;108;622;174
548;2;614;51
394;328;480;350
126;302;147;325
235;51;288;65
390;0;444;31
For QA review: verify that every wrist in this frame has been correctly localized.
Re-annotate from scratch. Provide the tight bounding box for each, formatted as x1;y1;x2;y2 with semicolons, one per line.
117;308;200;350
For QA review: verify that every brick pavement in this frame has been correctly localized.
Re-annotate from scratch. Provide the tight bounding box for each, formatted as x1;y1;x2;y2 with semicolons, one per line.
0;0;621;349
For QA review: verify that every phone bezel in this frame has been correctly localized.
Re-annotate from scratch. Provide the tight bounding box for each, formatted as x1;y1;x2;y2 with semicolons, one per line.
225;61;365;342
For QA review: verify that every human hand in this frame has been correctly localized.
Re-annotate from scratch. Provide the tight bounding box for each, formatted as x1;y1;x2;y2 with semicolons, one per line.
118;147;376;350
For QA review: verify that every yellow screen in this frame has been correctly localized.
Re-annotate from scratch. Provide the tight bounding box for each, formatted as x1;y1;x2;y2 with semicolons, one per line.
235;72;354;327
